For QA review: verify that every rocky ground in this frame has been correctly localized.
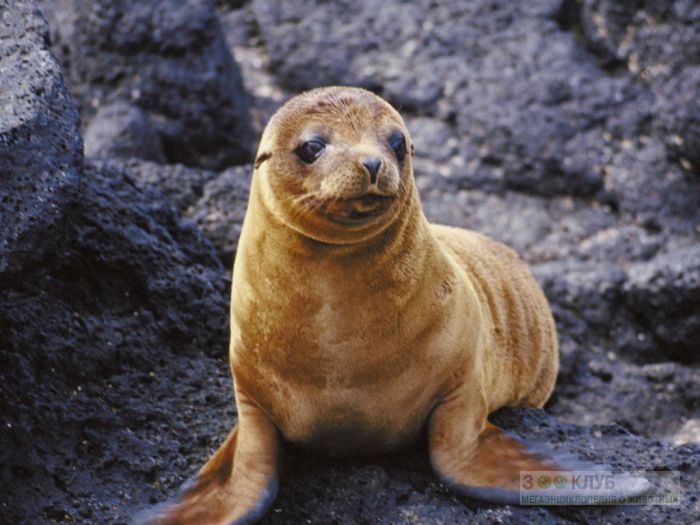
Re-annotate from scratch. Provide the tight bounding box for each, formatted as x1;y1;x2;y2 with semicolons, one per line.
1;0;698;523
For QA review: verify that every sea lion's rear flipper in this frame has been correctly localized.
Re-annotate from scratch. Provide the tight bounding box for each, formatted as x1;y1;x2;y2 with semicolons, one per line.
428;398;649;505
133;392;279;525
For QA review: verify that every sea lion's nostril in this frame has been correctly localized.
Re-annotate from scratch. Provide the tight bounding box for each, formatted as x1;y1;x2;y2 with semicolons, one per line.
362;158;382;184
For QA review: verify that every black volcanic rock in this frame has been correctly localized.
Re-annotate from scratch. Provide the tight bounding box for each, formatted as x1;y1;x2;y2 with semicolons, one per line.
253;408;700;525
39;0;255;169
577;0;700;173
84;102;166;163
0;3;229;523
87;158;219;213
87;158;251;267
186;165;250;268
654;66;700;172
0;1;82;276
578;0;700;80
624;246;700;363
533;252;700;440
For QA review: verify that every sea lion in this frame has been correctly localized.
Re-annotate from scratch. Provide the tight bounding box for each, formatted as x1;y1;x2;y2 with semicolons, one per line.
137;87;647;525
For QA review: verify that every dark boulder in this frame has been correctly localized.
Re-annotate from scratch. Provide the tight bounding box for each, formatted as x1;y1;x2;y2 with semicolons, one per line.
83;102;166;163
39;0;255;169
578;0;700;81
88;158;219;213
653;66;700;173
0;1;82;276
0;3;229;523
186;165;251;268
531;243;700;366
576;0;700;173
532;251;700;441
87;159;251;268
624;246;700;363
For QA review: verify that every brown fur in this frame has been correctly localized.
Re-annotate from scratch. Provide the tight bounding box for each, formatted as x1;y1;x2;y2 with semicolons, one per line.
139;87;561;524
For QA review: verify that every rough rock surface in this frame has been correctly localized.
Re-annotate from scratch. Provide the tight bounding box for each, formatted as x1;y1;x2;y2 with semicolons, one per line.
1;3;229;523
38;0;255;169
88;158;251;267
186;165;250;268
87;158;219;214
258;408;700;525
83;102;166;163
1;0;699;523
0;2;82;276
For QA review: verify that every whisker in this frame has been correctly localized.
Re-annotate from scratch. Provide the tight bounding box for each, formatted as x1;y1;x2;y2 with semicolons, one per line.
286;193;324;223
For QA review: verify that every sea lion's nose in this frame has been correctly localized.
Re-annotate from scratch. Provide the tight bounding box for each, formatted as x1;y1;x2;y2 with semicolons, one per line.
362;158;382;184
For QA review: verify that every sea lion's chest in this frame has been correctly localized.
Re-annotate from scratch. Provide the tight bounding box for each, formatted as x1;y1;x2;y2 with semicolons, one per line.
231;265;468;455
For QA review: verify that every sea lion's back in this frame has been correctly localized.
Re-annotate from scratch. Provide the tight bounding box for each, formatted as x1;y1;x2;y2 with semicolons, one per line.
429;223;559;409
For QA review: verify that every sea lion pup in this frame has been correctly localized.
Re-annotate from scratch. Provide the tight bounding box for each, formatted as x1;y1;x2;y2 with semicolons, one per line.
138;87;646;525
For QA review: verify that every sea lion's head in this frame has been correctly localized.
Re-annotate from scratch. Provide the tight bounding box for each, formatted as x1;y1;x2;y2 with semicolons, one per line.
253;87;415;244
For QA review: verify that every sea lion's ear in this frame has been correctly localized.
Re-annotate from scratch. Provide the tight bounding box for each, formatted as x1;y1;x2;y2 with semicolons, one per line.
254;152;272;170
411;143;415;157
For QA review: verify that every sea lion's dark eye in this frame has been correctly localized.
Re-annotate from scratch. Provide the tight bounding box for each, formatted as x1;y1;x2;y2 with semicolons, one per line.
294;139;325;164
389;132;407;162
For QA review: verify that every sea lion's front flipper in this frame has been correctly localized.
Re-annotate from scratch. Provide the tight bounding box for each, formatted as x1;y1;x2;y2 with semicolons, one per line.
133;389;279;525
428;395;649;505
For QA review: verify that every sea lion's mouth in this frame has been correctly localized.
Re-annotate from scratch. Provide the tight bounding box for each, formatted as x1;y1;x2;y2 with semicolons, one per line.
350;194;395;208
322;194;396;225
